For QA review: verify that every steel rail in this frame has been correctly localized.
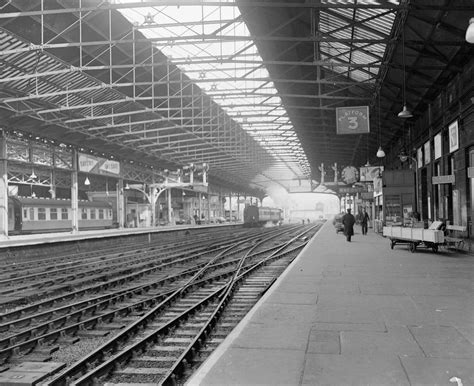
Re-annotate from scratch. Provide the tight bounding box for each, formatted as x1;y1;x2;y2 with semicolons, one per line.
75;226;317;384
45;227;302;384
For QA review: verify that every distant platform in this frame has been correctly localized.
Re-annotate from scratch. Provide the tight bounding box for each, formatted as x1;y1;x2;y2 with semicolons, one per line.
0;222;239;250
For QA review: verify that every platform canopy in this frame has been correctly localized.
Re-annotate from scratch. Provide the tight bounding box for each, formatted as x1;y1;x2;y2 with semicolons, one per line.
0;1;471;195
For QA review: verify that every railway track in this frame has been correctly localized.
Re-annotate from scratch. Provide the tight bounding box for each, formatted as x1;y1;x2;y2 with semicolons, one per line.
0;224;320;384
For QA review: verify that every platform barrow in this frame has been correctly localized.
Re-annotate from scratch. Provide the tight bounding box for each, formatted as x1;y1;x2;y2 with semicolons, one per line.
382;226;445;253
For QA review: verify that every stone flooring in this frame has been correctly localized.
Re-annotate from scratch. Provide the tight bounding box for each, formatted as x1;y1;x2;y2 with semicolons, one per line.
188;221;474;386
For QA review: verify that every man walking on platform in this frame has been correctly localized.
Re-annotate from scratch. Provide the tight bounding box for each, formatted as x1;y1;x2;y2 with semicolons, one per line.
342;208;356;242
361;208;370;235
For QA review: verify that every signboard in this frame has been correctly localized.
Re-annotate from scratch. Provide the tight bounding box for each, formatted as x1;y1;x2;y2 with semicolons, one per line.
361;192;374;200
78;153;120;176
417;147;423;169
434;133;442;160
339;186;363;194
336;106;370;134
360;166;383;182
449;120;459;153
432;175;455;184
424;141;430;165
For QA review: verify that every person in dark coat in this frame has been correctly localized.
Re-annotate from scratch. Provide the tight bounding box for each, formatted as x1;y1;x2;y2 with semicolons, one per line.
342;208;356;242
360;208;370;235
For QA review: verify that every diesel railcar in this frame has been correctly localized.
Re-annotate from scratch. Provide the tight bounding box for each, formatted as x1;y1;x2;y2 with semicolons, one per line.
243;205;282;227
8;197;113;234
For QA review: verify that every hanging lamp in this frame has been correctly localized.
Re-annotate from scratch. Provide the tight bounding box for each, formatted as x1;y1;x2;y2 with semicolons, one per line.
376;91;385;158
398;26;413;118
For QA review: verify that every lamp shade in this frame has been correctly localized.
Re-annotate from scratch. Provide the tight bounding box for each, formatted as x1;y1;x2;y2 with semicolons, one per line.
466;18;474;43
398;104;413;118
376;147;385;158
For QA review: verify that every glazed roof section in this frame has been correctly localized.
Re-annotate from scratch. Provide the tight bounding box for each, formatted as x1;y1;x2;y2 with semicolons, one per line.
115;0;310;178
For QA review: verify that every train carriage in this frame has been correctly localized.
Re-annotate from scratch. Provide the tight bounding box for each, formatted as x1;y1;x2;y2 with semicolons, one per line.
8;197;113;234
243;205;282;227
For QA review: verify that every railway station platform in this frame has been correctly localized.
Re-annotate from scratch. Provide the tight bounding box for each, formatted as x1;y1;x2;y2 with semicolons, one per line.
189;221;474;386
0;222;238;251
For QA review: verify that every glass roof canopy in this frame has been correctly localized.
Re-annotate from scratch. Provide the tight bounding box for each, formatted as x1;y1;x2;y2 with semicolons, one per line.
115;0;310;176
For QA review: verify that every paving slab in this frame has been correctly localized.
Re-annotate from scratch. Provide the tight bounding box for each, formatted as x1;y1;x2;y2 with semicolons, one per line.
408;325;474;359
302;353;410;385
400;357;474;385
341;326;425;357
189;347;306;386
232;322;311;350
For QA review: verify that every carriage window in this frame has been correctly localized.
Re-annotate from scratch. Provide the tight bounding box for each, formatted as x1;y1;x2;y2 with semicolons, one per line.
98;209;104;219
38;208;46;220
23;209;28;220
109;209;112;219
90;209;96;220
29;207;35;220
61;208;69;220
81;208;88;220
50;208;58;220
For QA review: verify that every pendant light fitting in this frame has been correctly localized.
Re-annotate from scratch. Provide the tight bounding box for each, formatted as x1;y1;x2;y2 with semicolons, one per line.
398;25;413;119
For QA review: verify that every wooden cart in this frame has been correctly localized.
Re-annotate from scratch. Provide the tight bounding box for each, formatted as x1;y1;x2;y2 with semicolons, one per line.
383;225;445;253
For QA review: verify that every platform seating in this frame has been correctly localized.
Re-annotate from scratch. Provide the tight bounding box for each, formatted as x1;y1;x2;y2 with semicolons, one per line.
445;225;470;251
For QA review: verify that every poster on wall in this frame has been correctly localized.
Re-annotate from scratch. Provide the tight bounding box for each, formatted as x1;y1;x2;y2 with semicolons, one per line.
360;166;384;182
449;120;459;153
417;147;423;168
424;141;430;165
434;133;442;160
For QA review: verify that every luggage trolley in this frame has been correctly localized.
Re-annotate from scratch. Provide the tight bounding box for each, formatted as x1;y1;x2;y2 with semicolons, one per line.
382;222;445;253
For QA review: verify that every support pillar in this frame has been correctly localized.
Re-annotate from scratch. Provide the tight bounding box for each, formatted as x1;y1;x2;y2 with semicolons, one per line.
237;194;240;222
0;132;8;238
207;193;211;222
117;178;124;229
198;192;202;223
71;149;79;233
167;188;173;225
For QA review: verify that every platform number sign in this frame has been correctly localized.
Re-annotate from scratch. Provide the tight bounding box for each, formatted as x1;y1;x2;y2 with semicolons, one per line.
336;106;370;135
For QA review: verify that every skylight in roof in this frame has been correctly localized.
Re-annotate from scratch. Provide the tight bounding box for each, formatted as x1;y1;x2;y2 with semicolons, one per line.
114;0;309;175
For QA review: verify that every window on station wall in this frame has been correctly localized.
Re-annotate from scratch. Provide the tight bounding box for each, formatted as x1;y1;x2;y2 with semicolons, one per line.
61;208;68;220
50;208;58;220
38;208;46;220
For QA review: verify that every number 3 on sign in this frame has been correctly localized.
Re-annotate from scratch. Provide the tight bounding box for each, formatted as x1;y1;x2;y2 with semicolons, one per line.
348;116;358;129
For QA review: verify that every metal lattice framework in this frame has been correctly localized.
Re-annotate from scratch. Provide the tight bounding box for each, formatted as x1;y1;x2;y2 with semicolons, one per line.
0;0;472;194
